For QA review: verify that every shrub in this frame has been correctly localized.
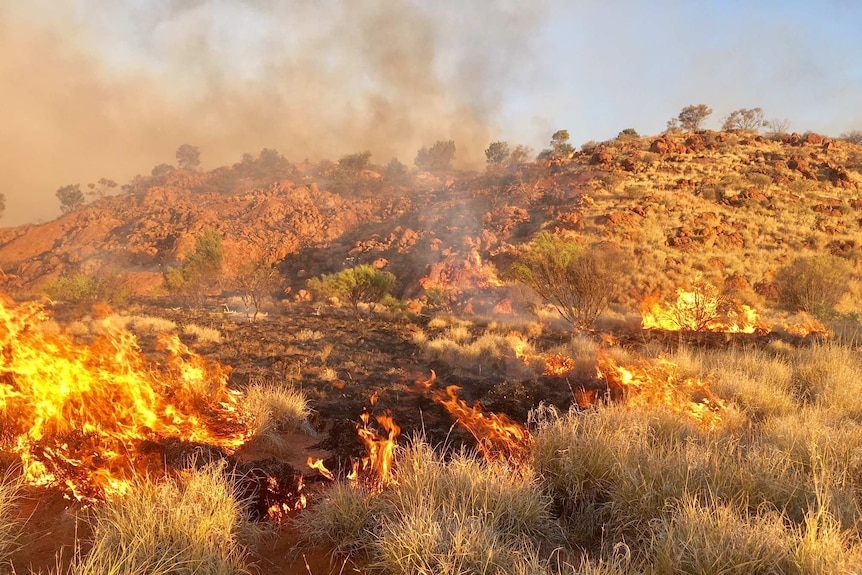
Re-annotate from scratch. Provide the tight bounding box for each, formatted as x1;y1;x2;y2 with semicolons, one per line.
43;271;129;309
165;228;225;309
507;232;625;330
774;255;852;318
307;265;395;311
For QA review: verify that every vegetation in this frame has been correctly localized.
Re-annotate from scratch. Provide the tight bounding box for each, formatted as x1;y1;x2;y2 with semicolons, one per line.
234;260;282;321
671;104;713;131
55;184;85;214
43;271;129;309
721;107;768;131
307;264;396;311
61;463;252;575
415;140;456;174
773;255;852;318
175;144;201;171
165;227;225;308
507;232;624;330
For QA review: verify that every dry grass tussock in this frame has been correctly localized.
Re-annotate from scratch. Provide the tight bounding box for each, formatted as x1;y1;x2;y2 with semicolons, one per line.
296;440;566;575
55;462;254;575
0;468;24;567
183;323;223;344
243;377;310;442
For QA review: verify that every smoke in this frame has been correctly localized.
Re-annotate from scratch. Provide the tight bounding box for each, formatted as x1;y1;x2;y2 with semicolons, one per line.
0;0;548;226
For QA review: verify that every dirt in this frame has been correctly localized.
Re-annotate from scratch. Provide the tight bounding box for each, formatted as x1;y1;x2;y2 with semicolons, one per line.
5;302;821;574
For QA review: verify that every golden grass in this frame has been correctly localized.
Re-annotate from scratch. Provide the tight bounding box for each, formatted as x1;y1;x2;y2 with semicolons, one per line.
0;468;23;567
183;323;223;344
59;463;252;575
243;377;310;439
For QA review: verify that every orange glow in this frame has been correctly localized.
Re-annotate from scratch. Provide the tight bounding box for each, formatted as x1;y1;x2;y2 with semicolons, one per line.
434;385;529;467
349;409;400;491
306;457;334;481
641;276;768;334
0;298;250;501
469;250;505;288
595;350;724;429
783;312;829;338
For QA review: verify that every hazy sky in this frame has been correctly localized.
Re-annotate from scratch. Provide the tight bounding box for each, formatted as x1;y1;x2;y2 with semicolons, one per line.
1;0;860;226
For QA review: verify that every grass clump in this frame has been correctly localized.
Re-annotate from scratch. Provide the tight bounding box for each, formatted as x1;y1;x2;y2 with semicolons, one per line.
243;377;310;438
62;462;252;575
0;469;23;566
297;441;560;574
183;323;223;344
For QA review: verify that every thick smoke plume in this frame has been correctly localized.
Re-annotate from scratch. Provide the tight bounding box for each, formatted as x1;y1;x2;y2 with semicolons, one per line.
0;1;546;226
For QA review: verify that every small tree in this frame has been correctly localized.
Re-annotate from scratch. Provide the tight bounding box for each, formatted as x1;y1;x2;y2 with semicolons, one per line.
538;130;574;161
308;264;395;312
617;128;640;140
43;270;130;310
676;104;713;131
840;130;862;145
485;141;511;167
774;255;852;319
766;118;791;136
507;232;624;330
86;178;118;199
721;108;767;131
0;193;5;220
151;163;176;177
165;228;225;308
176;144;201;171
383;158;409;185
415;140;456;174
235;261;282;321
56;184;85;214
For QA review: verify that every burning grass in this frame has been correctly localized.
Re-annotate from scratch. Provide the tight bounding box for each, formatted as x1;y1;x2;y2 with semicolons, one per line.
0;298;250;500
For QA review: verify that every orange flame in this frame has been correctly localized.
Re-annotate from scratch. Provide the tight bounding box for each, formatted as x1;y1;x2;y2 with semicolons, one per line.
0;298;250;500
434;385;530;467
349;410;400;491
306;457;334;481
641;276;768;334
783;312;829;338
595;350;724;429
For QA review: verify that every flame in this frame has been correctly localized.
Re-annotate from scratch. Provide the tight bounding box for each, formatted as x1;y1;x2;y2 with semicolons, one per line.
641;276;768;334
434;385;530;467
0;298;250;501
511;337;576;378
266;475;307;520
783;312;829;338
349;409;400;491
594;350;724;429
306;457;334;481
469;250;505;288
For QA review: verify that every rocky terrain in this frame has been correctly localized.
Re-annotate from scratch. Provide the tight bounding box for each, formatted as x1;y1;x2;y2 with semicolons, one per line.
1;129;862;316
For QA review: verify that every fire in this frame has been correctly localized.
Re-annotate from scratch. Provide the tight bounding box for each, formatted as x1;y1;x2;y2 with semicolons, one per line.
641;276;768;334
434;385;530;467
783;312;829;338
348;409;400;491
542;353;576;377
594;350;724;429
469;250;505;288
306;457;334;481
0;298;250;500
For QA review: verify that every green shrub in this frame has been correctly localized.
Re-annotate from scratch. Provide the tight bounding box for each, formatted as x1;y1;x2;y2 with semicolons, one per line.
307;264;395;310
774;255;852;318
43;271;130;308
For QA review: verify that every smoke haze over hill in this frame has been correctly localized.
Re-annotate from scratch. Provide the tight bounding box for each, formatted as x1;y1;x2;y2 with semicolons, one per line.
1;0;860;226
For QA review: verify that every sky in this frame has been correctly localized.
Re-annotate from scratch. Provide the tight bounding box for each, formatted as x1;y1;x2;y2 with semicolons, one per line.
1;0;860;226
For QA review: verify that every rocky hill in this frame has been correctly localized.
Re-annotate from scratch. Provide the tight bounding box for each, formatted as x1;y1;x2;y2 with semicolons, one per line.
2;130;861;315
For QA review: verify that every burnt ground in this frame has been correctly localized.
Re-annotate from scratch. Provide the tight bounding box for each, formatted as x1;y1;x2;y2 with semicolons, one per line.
9;302;822;574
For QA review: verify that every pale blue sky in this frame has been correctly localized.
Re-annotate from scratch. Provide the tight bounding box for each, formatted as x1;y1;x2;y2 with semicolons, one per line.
1;0;860;225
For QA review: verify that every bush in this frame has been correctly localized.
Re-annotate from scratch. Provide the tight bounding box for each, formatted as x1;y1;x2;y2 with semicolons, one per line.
774;255;852;318
43;271;130;309
507;232;625;330
307;264;396;310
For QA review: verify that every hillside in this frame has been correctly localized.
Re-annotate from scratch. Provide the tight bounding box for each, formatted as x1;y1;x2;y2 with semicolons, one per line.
2;129;862;318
